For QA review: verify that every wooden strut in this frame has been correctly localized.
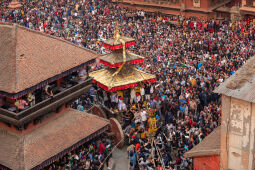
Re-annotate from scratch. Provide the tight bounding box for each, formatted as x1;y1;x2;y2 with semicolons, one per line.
109;38;127;89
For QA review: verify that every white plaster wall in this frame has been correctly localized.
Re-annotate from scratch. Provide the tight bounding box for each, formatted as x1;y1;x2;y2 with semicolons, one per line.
248;103;255;170
227;98;251;170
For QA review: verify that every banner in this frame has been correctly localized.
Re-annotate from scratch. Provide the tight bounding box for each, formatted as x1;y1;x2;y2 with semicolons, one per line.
193;0;200;8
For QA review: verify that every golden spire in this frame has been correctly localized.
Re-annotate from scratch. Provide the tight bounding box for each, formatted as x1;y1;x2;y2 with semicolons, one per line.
114;21;120;41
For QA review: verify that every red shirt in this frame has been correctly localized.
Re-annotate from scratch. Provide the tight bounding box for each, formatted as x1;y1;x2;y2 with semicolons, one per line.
135;143;140;151
99;142;105;155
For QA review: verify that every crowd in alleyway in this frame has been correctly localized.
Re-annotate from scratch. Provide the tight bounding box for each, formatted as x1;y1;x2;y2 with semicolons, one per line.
45;134;113;170
1;0;255;169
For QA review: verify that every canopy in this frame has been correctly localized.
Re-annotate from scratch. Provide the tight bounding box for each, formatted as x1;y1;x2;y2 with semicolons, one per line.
8;0;22;9
89;65;156;91
103;36;135;50
100;51;144;68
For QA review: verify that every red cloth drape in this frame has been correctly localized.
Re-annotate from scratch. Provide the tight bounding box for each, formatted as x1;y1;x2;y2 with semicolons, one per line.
103;41;135;50
100;58;144;68
93;78;156;92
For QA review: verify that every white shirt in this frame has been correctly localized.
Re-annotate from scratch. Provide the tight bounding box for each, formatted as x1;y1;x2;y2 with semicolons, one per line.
131;88;136;98
137;95;141;103
140;87;145;95
78;69;87;77
150;86;154;94
118;100;126;111
140;111;147;122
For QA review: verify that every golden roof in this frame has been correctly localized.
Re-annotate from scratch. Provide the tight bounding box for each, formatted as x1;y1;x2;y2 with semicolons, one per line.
103;22;135;46
103;36;135;46
89;65;155;91
8;0;22;9
100;51;143;65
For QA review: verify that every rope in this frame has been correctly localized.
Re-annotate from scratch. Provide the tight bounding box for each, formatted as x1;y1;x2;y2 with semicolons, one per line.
98;138;124;169
153;138;169;170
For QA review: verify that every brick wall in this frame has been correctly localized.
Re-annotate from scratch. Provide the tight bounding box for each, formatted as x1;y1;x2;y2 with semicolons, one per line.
194;155;220;170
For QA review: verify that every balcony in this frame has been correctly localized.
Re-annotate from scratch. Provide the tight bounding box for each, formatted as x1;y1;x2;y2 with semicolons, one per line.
0;78;93;126
144;0;179;4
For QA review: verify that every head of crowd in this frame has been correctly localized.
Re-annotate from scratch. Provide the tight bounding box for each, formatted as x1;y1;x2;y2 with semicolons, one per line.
1;0;255;169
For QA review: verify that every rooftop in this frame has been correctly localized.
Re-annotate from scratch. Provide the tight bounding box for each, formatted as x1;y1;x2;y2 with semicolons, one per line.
103;36;135;50
214;55;255;103
0;22;97;94
100;51;144;68
185;126;221;158
0;109;109;170
89;65;156;91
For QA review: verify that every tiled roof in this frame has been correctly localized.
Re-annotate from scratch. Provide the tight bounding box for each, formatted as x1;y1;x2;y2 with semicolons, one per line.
214;55;255;103
0;109;109;170
184;126;221;158
0;22;98;94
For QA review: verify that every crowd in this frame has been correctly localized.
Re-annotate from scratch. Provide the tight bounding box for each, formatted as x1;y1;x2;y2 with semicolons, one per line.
45;134;113;170
1;0;255;169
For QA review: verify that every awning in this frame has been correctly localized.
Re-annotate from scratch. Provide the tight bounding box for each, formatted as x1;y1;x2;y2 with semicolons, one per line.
0;109;109;170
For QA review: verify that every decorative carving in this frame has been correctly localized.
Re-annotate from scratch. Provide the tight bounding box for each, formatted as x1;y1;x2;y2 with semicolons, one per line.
193;0;200;8
230;99;250;135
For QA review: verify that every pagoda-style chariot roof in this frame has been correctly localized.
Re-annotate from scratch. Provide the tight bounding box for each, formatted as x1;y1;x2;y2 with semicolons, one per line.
8;0;22;9
100;51;144;68
89;65;156;91
103;36;135;50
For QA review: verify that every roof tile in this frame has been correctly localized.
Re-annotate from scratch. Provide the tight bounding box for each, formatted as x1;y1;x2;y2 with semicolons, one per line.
0;22;98;93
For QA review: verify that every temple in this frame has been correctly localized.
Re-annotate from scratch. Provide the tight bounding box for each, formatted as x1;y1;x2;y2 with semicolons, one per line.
117;0;255;20
0;22;110;170
89;25;156;92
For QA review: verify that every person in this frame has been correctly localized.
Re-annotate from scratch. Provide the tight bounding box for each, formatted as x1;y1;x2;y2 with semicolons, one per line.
3;0;253;168
99;141;105;155
78;66;87;82
147;112;157;134
104;145;112;170
15;99;28;112
44;84;53;98
27;92;35;107
129;151;137;168
140;85;145;102
130;88;136;104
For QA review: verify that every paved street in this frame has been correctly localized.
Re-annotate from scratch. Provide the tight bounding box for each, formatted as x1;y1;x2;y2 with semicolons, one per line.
112;146;129;170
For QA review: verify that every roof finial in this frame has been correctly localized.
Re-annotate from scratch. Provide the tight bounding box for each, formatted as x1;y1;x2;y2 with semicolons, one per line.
115;21;120;41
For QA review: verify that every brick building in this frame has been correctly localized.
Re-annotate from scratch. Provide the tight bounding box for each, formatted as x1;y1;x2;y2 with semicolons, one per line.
185;126;221;170
185;55;255;170
240;0;255;17
214;55;255;170
0;22;110;169
117;0;253;20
